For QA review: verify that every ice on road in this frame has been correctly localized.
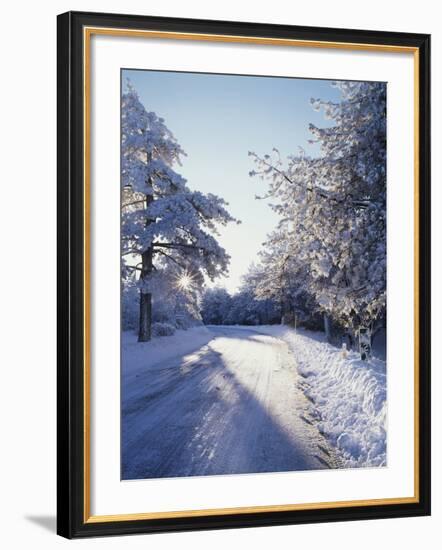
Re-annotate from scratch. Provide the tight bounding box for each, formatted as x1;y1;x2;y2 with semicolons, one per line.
122;326;340;479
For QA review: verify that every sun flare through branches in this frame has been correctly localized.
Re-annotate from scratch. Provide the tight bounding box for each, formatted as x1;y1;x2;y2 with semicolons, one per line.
175;271;195;292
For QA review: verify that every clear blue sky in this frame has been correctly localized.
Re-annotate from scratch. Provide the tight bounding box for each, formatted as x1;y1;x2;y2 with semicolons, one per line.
123;69;341;292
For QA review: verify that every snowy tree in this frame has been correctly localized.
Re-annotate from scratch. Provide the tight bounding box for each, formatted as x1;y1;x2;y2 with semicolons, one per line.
243;253;318;327
201;280;279;326
227;287;279;326
201;287;232;325
249;81;386;338
244;242;297;323
122;271;140;331
122;82;237;341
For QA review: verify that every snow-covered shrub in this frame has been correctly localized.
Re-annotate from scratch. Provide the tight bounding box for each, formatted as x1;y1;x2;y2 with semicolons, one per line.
174;314;202;330
151;322;176;337
298;311;324;332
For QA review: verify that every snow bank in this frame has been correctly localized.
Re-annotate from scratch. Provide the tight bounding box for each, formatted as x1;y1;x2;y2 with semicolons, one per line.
256;325;387;468
122;326;214;375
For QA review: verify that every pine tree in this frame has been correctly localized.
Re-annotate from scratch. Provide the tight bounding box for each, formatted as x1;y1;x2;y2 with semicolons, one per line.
122;82;237;341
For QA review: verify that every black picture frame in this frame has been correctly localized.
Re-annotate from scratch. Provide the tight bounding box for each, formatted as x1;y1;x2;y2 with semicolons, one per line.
57;10;431;539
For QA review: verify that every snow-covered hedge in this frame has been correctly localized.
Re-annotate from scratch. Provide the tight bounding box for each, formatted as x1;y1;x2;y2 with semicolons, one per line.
151;322;176;337
258;326;387;468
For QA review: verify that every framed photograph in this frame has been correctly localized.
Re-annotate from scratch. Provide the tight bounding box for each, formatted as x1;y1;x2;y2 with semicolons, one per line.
57;11;431;538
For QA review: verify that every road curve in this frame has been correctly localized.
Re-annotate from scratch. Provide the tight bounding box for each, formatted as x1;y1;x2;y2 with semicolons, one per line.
122;326;340;479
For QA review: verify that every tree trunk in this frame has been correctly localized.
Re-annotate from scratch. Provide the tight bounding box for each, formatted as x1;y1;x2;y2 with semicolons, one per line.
280;299;288;324
138;191;154;342
138;288;152;342
324;314;332;343
138;247;153;342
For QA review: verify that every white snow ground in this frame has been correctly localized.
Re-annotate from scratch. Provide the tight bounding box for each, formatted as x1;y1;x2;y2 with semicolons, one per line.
122;326;214;375
121;325;340;479
255;325;387;468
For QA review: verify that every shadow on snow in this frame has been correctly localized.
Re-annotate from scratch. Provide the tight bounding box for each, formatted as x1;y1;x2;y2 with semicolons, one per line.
121;327;323;480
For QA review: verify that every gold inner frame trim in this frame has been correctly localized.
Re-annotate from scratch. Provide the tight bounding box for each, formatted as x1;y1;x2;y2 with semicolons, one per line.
83;26;420;524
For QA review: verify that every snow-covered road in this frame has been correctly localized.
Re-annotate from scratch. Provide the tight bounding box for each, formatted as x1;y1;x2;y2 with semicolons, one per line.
122;326;340;480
